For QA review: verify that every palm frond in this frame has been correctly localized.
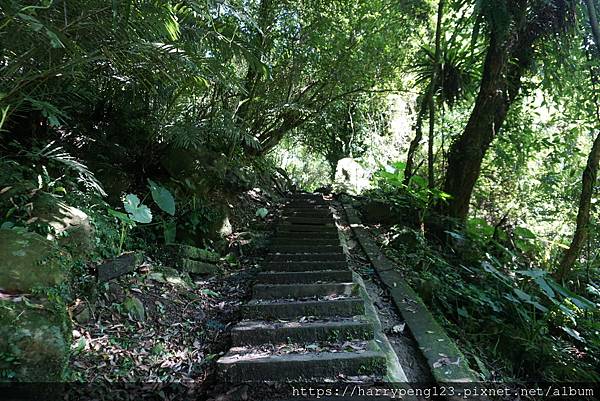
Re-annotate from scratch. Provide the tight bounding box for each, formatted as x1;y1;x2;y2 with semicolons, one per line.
32;142;106;196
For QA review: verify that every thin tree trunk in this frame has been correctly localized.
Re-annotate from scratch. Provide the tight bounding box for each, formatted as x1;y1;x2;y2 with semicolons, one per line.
557;134;600;280
236;0;274;122
404;94;428;185
428;95;435;189
556;0;600;281
428;0;445;189
585;0;600;48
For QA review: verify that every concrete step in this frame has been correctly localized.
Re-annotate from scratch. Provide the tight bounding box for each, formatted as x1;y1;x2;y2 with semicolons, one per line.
282;209;332;217
262;261;347;272
287;201;329;207
270;238;340;246
274;231;339;240
218;350;386;382
266;253;346;262
231;318;374;346
281;217;334;225
269;245;343;254
284;204;331;210
282;204;331;211
253;282;358;299
289;193;324;199
256;270;353;284
277;224;338;233
242;298;365;319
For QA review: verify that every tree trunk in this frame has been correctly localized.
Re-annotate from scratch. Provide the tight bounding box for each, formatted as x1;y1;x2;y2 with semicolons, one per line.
438;19;534;221
555;0;600;281
428;0;445;190
236;0;274;123
557;133;600;280
440;33;514;220
403;92;428;185
584;0;600;49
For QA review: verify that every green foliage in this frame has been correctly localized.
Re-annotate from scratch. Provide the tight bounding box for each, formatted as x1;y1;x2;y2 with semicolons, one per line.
1;0;599;386
370;161;451;213
412;42;480;107
382;212;600;382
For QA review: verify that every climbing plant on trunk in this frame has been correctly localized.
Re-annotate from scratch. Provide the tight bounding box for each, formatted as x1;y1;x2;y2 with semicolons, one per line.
439;0;577;222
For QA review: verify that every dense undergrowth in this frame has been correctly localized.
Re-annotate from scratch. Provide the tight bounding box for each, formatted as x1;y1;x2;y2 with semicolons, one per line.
360;169;600;383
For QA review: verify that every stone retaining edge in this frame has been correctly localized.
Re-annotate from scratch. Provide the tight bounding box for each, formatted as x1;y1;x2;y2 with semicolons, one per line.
342;203;479;385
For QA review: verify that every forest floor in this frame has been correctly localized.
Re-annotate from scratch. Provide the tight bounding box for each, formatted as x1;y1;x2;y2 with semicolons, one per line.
69;256;255;398
67;189;279;399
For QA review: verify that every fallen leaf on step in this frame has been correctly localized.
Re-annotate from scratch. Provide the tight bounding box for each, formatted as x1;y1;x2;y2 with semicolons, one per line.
433;356;461;369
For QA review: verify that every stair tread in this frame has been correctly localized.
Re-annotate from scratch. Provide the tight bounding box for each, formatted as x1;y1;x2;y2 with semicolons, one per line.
254;282;355;287
266;253;346;262
234;317;371;331
219;349;384;364
256;271;353;284
253;282;357;299
247;297;361;306
243;297;365;319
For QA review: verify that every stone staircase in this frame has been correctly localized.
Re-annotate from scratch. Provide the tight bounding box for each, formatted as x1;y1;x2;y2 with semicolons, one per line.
217;193;388;384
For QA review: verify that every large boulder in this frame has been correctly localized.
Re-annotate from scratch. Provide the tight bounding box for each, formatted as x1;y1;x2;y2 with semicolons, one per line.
0;229;71;381
0;301;70;381
32;193;95;258
0;229;68;293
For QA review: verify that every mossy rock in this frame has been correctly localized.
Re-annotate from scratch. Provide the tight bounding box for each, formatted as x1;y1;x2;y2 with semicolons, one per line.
0;229;70;293
122;296;146;322
179;259;219;275
174;245;220;263
33;193;95;258
0;300;70;381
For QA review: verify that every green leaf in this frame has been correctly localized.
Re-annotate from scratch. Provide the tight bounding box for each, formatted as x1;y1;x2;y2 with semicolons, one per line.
391;161;406;171
513;288;548;312
148;179;175;215
548;280;595;310
0;222;14;230
256;208;268;218
123;194;152;223
201;289;220;298
410;175;427;188
560;326;585;342
514;227;536;239
513;288;532;303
